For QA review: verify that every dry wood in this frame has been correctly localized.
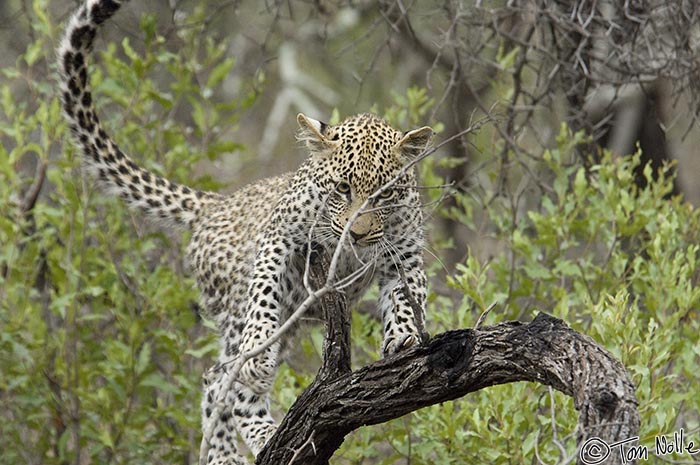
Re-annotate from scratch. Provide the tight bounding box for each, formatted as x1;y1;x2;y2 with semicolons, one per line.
255;254;640;465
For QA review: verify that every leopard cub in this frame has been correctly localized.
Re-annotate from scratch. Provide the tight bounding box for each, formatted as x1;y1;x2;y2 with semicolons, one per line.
59;0;433;463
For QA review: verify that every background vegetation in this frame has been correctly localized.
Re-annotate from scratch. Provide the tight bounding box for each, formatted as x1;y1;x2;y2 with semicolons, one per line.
1;0;699;464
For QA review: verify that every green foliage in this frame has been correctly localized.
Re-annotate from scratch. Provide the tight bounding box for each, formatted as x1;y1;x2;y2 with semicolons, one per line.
0;1;249;463
380;86;443;132
379;125;700;463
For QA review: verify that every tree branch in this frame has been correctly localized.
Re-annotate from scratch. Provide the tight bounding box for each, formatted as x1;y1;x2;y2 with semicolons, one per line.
307;250;350;382
257;301;640;465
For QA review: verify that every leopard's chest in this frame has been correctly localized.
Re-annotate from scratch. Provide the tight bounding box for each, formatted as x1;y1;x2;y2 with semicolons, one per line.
275;244;377;321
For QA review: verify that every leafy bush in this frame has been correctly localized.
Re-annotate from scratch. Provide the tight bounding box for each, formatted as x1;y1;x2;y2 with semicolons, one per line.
1;1;245;463
322;125;700;464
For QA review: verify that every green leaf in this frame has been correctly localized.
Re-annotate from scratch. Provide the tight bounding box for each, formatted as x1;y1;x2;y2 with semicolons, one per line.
136;343;151;375
206;57;235;91
25;40;43;67
140;373;180;394
98;429;114;449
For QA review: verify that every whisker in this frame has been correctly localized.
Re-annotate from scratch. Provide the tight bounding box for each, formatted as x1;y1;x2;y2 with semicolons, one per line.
395;182;455;191
334;258;376;290
382;233;450;276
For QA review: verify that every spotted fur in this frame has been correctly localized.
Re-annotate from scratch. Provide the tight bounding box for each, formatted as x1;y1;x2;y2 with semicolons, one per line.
58;1;433;463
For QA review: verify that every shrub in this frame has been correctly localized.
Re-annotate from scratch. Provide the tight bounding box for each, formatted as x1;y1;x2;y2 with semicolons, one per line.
1;2;245;462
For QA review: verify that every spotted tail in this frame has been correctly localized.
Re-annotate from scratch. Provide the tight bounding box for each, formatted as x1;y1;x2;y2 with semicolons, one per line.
58;0;219;230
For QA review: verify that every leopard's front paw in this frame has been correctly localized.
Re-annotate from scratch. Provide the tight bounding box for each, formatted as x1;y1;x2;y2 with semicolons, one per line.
238;356;276;395
381;334;419;358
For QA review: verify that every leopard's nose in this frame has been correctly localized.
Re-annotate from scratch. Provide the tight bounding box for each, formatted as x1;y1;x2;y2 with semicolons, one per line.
350;230;368;242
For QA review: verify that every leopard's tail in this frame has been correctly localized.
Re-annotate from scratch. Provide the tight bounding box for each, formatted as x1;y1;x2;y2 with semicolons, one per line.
58;0;220;230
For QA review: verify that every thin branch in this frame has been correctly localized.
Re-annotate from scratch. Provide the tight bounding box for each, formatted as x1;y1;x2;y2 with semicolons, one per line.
20;160;47;215
286;430;316;465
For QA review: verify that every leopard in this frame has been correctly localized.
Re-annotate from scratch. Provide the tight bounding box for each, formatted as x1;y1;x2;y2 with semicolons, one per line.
58;0;433;463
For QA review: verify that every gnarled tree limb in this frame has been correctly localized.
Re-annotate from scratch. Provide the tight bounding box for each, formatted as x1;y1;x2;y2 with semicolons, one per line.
257;255;640;465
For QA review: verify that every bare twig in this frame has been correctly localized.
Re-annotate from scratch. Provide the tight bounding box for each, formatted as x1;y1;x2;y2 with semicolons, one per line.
20;160;47;214
474;300;497;328
286;430;316;465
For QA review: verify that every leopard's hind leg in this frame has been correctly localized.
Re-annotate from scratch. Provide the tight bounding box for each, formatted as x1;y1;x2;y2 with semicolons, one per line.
201;363;247;465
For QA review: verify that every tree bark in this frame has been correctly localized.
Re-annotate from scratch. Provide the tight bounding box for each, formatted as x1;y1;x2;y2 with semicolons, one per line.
257;256;640;465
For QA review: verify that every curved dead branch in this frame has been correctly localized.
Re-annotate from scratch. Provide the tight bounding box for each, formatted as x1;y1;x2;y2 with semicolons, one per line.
255;255;640;465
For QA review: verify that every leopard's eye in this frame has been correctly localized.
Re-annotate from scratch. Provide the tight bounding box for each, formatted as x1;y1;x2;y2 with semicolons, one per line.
378;187;394;199
336;181;351;194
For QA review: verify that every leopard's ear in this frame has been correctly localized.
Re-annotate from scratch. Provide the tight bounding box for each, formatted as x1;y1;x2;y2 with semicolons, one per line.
297;113;337;156
396;126;434;160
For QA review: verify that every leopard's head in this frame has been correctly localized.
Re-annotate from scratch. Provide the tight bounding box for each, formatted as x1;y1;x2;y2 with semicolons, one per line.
297;112;433;247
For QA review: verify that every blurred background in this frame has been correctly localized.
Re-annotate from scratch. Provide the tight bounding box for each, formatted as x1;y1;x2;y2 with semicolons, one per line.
2;1;699;464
